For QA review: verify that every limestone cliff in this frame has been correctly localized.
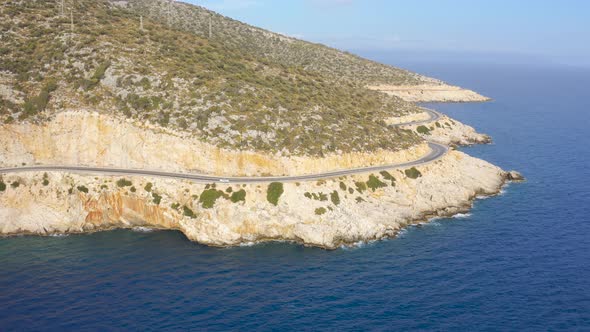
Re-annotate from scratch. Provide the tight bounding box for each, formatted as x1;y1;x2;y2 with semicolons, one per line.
0;151;512;249
0;111;429;177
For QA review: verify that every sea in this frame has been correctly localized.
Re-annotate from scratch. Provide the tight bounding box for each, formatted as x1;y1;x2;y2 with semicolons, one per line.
1;59;589;331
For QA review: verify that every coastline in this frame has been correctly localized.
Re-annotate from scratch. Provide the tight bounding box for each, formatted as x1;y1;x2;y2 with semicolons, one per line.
0;150;520;249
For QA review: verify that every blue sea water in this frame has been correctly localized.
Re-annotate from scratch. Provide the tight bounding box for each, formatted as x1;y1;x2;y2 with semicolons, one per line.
1;62;590;331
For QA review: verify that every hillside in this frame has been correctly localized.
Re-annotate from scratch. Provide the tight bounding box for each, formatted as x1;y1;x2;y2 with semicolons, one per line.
0;0;431;157
123;0;436;86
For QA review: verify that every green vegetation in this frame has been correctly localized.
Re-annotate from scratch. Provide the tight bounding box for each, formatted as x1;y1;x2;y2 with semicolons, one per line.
42;173;49;186
330;191;340;205
144;182;153;192
11;181;20;188
130;186;136;193
355;181;367;193
315;207;327;215
152;192;162;205
230;189;246;203
366;175;387;192
77;185;89;193
0;180;6;192
199;188;225;208
405;167;422;179
183;206;196;218
339;182;347;191
266;182;284;206
379;170;396;186
171;203;180;210
116;178;133;187
417;125;431;135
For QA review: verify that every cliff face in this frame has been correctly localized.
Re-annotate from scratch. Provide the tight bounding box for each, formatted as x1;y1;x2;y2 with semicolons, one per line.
0;150;509;249
0;111;428;176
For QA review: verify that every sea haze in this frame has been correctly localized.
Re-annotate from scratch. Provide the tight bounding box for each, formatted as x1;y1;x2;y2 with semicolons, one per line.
1;61;589;331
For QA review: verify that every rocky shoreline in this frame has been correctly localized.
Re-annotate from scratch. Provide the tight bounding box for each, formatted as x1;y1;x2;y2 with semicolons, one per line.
0;149;522;249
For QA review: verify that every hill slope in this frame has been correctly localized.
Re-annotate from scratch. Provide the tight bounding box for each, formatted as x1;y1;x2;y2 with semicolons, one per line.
0;0;433;157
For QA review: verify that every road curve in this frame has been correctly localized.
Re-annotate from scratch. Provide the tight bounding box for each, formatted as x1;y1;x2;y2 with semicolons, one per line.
0;109;447;183
0;143;448;184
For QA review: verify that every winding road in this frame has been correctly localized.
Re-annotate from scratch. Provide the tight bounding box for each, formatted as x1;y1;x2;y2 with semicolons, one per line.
0;109;447;184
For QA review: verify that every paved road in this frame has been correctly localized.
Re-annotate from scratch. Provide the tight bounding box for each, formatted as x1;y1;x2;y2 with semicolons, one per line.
0;143;448;184
0;109;447;183
401;108;441;126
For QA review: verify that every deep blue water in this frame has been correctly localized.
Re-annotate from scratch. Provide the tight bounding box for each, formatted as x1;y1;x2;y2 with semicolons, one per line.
1;62;590;331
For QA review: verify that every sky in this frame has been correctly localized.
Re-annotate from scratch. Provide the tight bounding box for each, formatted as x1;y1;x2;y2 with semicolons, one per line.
185;0;590;67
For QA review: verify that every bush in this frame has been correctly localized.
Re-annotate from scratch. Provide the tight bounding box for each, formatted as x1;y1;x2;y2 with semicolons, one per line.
171;203;180;210
42;173;49;186
183;206;196;218
405;167;422;179
315;207;327;215
144;182;153;192
77;185;89;193
266;182;284;206
0;180;5;192
116;178;133;187
330;190;340;205
230;189;246;203
199;189;224;208
11;181;20;188
152;193;162;205
366;175;387;191
417;125;430;135
355;181;367;193
339;182;347;191
380;171;395;186
130;186;136;193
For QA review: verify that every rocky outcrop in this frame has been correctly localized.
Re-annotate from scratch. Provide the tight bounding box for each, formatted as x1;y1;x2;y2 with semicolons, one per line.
402;114;491;146
0;111;429;177
0;150;510;249
368;84;490;103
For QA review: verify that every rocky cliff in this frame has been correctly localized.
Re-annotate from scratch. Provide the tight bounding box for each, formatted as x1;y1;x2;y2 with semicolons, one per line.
0;111;428;176
0;150;511;249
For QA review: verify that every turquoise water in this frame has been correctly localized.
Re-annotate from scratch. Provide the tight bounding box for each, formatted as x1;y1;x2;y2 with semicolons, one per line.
1;62;589;331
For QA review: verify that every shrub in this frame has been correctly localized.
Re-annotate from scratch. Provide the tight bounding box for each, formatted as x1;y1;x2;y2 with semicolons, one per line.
130;186;136;193
366;175;387;191
144;182;153;192
171;203;180;210
199;189;224;208
0;180;5;192
405;167;422;179
348;188;354;194
355;181;367;193
339;182;347;191
267;182;284;206
183;206;196;218
380;171;396;186
330;190;340;205
304;192;312;199
77;185;89;193
230;189;246;203
152;193;162;205
417;125;430;134
116;178;133;187
11;181;20;188
42;173;49;186
315;207;327;215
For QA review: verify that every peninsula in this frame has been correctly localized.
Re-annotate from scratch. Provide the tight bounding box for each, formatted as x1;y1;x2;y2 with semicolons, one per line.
0;0;521;248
